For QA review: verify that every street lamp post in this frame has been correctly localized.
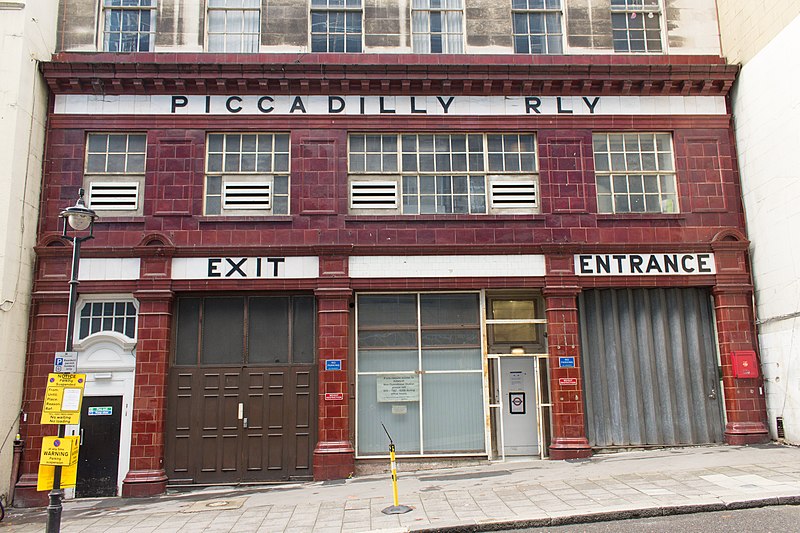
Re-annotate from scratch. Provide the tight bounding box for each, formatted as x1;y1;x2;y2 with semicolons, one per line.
47;188;97;533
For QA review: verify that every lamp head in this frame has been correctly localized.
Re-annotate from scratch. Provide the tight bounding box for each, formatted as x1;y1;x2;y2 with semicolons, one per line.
60;188;98;232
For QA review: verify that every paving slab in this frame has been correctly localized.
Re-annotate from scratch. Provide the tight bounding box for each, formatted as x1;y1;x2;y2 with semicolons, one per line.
3;444;800;532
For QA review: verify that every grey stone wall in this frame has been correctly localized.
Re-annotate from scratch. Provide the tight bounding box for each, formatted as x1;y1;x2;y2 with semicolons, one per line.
263;0;308;48
364;0;403;49
57;0;97;51
465;0;513;51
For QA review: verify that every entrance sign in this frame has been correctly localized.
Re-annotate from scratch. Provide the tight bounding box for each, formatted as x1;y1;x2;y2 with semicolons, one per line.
42;373;86;425
87;406;113;416
40;436;80;466
377;375;420;402
53;351;78;373
171;256;319;279
575;253;716;276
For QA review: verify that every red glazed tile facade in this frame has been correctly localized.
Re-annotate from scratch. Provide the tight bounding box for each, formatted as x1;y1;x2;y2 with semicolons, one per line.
14;53;768;504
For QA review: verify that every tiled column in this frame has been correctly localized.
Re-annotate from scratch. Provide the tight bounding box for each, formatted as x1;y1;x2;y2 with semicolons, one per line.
711;238;769;444
121;288;173;497
14;291;70;507
312;286;355;480
543;253;592;460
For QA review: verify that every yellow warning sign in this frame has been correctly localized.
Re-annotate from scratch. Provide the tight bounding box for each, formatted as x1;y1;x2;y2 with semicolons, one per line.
40;436;80;466
37;462;78;491
41;373;86;425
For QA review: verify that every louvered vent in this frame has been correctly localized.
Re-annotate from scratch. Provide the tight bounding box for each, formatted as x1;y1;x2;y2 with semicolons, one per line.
223;182;271;209
490;180;537;209
350;181;398;209
88;182;139;211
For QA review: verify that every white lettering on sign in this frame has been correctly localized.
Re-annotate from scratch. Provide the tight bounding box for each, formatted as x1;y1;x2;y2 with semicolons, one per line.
53;95;727;117
171;257;319;279
574;253;716;276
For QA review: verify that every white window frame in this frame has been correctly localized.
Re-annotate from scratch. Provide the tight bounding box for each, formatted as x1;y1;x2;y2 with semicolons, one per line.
593;132;678;214
75;296;139;343
348;133;539;215
84;132;147;215
411;0;465;54
99;0;157;52
204;133;290;216
206;0;261;53
610;0;665;54
310;0;363;53
511;0;564;55
354;291;487;459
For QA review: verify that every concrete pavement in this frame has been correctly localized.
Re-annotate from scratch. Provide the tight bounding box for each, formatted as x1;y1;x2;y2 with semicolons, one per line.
2;444;800;532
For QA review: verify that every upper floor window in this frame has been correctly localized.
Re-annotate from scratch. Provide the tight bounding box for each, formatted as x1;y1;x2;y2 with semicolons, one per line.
349;133;538;215
593;133;677;214
512;0;563;54
204;133;290;216
311;0;363;52
207;0;260;53
411;0;464;54
78;300;138;340
610;0;662;53
101;0;156;52
84;133;147;214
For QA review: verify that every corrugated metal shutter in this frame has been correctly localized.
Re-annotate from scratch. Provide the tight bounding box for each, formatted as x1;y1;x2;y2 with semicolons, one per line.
579;288;723;448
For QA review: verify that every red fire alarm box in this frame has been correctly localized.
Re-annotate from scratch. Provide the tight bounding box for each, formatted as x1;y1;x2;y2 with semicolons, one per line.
731;350;759;379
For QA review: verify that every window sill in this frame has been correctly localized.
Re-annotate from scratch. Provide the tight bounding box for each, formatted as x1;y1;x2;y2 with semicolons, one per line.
345;214;545;223
197;215;294;223
595;213;686;223
94;216;146;224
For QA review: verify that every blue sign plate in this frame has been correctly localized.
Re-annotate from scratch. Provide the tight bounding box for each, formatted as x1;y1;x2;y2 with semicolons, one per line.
325;359;342;371
559;357;575;368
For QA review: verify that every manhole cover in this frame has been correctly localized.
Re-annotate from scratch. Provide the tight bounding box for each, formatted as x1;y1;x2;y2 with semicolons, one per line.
183;497;248;513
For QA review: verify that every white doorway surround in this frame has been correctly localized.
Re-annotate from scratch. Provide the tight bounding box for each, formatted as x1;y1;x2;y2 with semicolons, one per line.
65;332;136;497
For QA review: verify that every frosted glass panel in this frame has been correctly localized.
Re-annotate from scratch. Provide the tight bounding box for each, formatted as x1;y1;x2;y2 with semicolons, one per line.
358;349;418;372
422;348;481;371
422;373;484;452
357;375;421;455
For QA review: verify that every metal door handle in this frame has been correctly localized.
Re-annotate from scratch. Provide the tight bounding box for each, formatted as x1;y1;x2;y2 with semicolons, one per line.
243;417;248;428
80;429;84;445
708;388;717;400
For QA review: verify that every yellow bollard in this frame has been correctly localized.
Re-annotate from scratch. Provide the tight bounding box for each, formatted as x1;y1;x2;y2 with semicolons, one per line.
389;443;400;507
381;424;412;515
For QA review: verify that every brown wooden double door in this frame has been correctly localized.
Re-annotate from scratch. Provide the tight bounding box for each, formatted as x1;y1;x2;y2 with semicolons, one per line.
166;365;315;484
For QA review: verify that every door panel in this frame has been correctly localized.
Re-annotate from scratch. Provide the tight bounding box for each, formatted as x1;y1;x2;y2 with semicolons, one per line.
76;396;123;497
166;365;316;484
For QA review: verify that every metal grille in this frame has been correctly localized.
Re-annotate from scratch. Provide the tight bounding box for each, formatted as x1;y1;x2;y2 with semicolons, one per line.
490;180;538;209
350;181;398;209
88;182;139;211
579;288;723;448
223;181;271;210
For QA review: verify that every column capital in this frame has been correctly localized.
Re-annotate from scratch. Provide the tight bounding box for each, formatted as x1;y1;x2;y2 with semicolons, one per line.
542;285;581;299
314;287;353;300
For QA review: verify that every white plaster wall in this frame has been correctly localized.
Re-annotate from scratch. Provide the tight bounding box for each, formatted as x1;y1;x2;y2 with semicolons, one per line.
728;13;800;444
0;1;56;500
